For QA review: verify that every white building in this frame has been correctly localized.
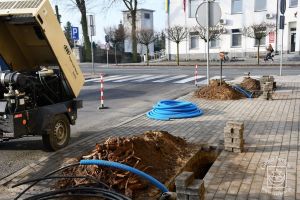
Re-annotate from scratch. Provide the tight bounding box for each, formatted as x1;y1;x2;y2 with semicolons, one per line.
123;9;155;56
167;0;300;60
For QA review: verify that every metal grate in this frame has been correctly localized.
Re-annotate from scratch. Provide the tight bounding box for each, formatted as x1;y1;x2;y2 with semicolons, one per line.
13;0;42;9
0;0;43;10
0;1;17;9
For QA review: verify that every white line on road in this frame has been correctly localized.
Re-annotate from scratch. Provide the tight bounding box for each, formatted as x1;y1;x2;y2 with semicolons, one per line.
173;76;206;84
113;75;152;82
94;75;133;82
153;75;188;83
132;75;169;82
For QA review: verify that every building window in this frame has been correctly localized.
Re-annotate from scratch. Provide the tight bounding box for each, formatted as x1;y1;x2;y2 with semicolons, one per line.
231;29;242;47
144;13;150;19
210;38;220;48
190;32;199;49
290;0;298;7
255;0;266;11
231;0;243;14
189;0;201;18
255;37;266;46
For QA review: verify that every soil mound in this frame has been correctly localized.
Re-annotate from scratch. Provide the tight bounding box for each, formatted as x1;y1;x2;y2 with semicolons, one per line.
240;77;260;91
57;131;193;199
195;80;244;100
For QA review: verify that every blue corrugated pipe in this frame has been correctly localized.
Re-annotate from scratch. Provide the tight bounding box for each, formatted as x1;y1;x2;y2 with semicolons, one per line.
147;100;204;121
232;85;253;98
80;160;169;193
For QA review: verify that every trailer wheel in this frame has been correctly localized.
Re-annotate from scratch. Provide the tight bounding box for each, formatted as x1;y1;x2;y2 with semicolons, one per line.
42;114;70;151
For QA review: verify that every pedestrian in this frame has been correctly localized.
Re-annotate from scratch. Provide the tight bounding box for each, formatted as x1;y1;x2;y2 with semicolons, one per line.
264;44;274;62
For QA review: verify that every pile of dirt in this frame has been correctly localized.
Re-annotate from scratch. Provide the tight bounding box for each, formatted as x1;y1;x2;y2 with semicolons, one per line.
194;80;244;100
240;77;260;91
57;131;194;199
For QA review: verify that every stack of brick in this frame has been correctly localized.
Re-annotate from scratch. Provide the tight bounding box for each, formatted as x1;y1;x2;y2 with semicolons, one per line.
224;121;244;153
260;75;275;87
175;171;205;200
262;81;273;100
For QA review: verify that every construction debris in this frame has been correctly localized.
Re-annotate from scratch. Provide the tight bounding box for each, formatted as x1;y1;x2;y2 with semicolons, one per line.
194;80;244;100
224;121;244;153
57;131;195;199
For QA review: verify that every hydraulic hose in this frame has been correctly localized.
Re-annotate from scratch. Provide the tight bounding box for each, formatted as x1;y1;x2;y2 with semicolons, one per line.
232;85;253;98
147;100;204;121
80;160;169;193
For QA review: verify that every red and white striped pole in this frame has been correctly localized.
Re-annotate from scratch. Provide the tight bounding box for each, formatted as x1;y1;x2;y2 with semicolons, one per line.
195;64;198;86
98;74;106;109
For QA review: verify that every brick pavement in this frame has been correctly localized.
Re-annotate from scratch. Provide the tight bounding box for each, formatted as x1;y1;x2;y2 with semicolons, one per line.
1;78;300;199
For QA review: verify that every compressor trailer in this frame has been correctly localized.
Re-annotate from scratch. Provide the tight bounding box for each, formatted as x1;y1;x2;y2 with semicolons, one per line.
0;0;85;150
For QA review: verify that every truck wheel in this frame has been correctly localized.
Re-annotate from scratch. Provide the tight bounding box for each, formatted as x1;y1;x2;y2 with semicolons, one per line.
42;114;70;151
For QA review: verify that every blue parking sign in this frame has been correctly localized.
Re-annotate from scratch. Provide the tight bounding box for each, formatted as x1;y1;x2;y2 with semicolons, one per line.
71;27;79;40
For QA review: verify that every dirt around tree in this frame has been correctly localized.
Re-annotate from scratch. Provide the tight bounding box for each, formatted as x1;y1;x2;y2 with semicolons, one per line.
194;80;244;100
57;131;196;199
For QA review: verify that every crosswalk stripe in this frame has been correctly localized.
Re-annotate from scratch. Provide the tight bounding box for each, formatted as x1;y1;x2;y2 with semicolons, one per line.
173;76;206;84
153;75;188;83
113;75;152;82
132;75;169;82
94;75;132;82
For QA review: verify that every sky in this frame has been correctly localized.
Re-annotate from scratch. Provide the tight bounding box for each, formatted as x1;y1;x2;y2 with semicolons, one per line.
50;0;166;44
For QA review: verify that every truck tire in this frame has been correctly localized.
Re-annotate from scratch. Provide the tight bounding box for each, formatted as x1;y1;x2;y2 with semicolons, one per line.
42;114;70;151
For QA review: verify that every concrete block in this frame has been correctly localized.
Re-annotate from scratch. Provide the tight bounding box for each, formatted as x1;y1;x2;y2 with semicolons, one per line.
185;179;205;195
224;138;244;144
233;148;243;153
189;195;205;200
224;147;233;152
224;131;243;139
177;193;189;200
175;171;195;188
226;121;244;129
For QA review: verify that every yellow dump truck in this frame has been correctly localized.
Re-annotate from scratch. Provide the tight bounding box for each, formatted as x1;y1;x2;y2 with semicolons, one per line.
0;0;84;150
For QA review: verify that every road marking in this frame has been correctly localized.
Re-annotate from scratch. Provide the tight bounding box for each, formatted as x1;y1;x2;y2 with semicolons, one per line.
173;76;206;84
113;75;152;82
153;75;189;83
94;75;133;82
132;75;169;82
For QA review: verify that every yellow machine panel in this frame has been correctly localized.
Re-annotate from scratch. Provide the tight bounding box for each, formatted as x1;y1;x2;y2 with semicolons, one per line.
0;0;84;97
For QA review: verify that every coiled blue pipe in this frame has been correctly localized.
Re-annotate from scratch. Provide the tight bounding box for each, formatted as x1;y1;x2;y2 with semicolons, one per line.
80;160;169;193
232;85;253;98
147;100;204;121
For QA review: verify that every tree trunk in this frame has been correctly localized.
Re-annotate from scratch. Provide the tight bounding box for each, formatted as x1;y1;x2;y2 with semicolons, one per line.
114;44;118;65
176;42;179;66
257;39;260;65
79;8;91;62
131;11;138;63
146;44;149;66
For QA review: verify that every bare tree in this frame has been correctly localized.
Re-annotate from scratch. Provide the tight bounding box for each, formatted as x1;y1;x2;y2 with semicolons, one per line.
165;25;188;66
105;0;138;63
243;23;275;65
136;29;157;66
193;25;223;43
62;0;92;62
104;23;127;64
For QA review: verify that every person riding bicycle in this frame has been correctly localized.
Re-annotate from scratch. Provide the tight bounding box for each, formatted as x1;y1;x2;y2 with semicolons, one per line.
264;44;274;62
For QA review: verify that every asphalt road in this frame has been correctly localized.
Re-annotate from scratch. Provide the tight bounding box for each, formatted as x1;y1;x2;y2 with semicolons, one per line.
0;64;299;180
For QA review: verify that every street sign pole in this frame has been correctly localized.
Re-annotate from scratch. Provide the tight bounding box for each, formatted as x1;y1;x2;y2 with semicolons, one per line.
88;15;96;75
91;31;94;75
279;0;286;76
196;1;221;86
206;0;210;85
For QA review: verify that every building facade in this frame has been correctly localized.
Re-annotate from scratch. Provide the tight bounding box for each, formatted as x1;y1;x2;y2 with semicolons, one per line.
123;9;155;56
167;0;300;60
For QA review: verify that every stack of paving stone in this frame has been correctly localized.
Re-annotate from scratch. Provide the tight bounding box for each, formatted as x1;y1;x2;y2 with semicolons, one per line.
260;76;275;100
175;171;205;200
224;121;244;153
